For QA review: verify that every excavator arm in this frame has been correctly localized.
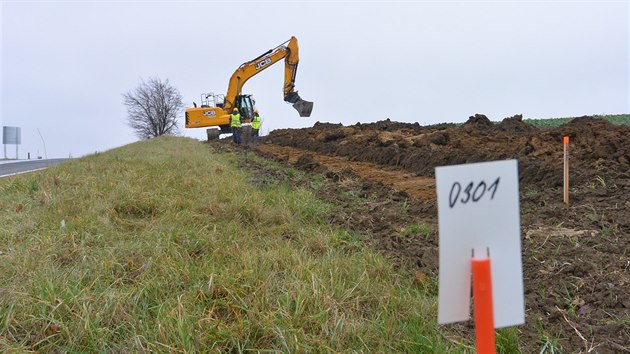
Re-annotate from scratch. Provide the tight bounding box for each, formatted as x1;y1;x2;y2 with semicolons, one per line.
224;36;313;117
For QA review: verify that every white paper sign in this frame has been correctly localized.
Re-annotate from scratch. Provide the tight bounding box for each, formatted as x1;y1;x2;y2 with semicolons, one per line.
436;159;524;328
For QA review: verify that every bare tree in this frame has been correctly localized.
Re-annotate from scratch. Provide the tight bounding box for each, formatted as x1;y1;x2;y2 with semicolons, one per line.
123;77;184;139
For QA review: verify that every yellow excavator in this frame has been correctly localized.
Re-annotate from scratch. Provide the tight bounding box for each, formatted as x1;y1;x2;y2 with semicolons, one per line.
185;36;313;139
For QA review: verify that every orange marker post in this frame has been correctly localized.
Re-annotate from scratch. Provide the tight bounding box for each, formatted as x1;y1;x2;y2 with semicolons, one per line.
472;256;496;354
563;136;569;204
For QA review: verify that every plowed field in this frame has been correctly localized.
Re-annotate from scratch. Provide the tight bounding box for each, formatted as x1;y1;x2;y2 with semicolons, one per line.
241;115;629;352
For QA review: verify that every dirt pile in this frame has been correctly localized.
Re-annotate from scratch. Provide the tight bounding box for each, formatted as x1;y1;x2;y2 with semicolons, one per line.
266;116;630;189
251;115;630;353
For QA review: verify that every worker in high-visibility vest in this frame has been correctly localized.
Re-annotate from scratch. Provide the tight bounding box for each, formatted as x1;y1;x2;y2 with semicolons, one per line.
251;109;262;143
230;107;242;145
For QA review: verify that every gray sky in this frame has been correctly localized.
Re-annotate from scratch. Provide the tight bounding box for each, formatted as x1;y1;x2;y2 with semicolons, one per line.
1;1;628;159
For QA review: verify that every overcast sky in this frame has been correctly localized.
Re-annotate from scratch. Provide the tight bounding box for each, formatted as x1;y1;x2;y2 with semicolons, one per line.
1;1;628;159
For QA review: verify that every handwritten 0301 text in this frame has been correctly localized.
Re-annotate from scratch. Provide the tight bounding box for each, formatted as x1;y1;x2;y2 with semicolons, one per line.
448;177;500;208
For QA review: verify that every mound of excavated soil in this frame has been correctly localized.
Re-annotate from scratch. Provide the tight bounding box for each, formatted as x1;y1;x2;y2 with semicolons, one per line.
253;115;630;353
266;116;630;189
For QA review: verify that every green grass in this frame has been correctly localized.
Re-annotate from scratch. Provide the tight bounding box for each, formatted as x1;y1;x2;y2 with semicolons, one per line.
524;114;630;129
0;136;457;352
403;223;433;240
534;320;564;354
496;327;522;353
524;186;539;198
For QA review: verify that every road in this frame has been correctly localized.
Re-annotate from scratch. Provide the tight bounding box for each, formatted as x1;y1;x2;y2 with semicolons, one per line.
0;158;72;177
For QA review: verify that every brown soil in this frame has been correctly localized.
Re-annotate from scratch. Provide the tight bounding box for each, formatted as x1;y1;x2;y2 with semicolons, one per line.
218;115;630;353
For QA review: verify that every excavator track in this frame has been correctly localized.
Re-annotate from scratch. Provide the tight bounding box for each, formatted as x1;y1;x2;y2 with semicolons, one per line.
206;128;221;140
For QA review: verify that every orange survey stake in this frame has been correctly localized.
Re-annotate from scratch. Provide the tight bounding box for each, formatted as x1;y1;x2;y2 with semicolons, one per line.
563;136;570;204
472;257;496;354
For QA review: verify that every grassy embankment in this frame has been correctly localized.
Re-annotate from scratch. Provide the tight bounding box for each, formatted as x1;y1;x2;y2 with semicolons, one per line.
524;114;630;128
0;136;458;352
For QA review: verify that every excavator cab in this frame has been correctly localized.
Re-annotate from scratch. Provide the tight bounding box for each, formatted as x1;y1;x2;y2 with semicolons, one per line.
235;95;255;123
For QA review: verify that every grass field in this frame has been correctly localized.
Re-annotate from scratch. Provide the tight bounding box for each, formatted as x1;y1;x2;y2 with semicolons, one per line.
524;114;630;128
0;136;462;352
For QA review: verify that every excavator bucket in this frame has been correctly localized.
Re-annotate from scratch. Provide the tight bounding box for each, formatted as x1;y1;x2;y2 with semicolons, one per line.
292;99;314;117
286;91;313;117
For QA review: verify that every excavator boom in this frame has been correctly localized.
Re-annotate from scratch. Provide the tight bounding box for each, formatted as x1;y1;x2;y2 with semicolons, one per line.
225;36;313;117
